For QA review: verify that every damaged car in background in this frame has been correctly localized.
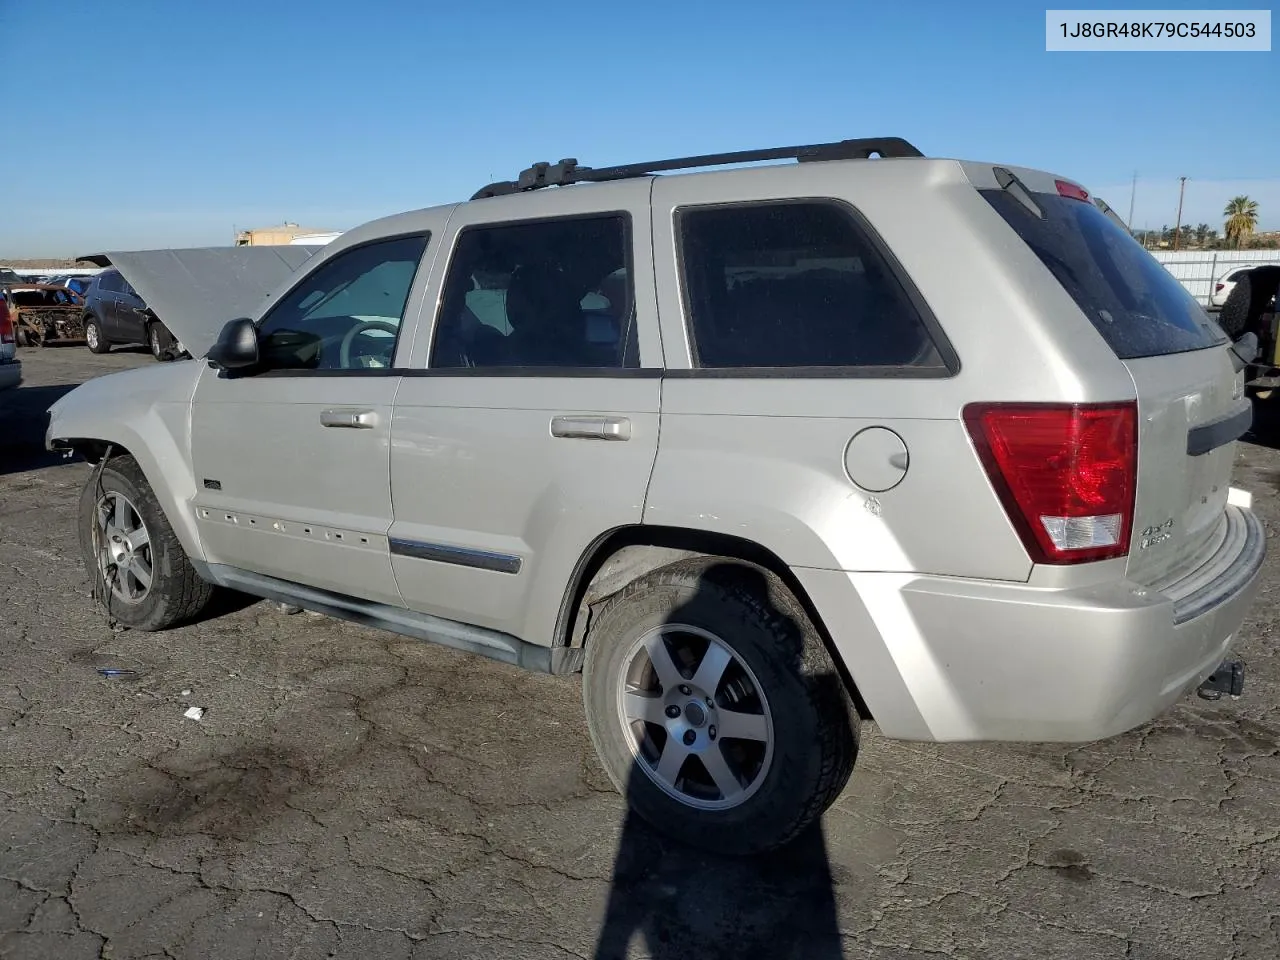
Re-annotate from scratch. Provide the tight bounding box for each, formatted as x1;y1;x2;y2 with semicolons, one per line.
1;282;87;347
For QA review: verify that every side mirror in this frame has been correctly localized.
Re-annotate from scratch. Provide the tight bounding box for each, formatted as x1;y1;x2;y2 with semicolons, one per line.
207;317;259;370
1230;332;1260;373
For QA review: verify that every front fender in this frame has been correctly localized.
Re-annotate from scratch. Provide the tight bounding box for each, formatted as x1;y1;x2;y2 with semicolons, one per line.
47;362;206;562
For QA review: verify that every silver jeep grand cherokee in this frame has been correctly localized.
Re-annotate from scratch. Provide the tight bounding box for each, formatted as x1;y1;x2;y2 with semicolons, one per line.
47;137;1265;855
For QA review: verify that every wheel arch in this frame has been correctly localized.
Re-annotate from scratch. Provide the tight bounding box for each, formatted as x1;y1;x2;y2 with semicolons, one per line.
554;525;871;719
52;431;206;564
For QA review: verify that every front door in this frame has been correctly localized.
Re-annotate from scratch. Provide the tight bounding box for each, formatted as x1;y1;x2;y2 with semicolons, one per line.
95;270;125;340
389;181;665;646
190;231;435;606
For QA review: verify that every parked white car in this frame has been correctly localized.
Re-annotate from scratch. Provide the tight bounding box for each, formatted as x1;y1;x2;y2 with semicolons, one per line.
1210;264;1261;310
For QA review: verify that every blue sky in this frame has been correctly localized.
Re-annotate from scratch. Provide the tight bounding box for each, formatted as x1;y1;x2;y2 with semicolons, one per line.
3;0;1276;256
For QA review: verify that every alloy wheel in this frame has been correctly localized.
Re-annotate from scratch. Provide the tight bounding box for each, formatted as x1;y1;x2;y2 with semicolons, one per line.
616;624;775;810
93;491;154;604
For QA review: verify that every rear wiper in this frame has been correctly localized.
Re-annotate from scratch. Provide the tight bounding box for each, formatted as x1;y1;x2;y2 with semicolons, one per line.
993;166;1044;219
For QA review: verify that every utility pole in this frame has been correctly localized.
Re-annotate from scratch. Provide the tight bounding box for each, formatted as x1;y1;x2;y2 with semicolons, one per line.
1172;176;1187;251
1127;170;1137;231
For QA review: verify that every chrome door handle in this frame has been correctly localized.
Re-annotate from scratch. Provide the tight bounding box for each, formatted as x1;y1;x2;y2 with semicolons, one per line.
320;408;378;429
550;415;632;441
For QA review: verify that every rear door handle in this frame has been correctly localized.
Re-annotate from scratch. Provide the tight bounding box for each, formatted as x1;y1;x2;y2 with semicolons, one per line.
550;415;631;441
320;408;378;429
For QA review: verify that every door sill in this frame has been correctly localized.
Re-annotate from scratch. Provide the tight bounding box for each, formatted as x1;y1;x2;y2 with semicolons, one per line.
191;561;583;674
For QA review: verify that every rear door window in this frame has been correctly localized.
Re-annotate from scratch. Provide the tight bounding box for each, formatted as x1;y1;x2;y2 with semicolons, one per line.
981;190;1226;359
430;214;636;369
676;201;948;371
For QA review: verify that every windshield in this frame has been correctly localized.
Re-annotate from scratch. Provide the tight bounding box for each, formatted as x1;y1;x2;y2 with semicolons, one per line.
0;268;23;285
981;190;1227;359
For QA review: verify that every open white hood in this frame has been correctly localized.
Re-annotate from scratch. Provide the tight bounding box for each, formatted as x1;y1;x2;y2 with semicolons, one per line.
78;246;323;359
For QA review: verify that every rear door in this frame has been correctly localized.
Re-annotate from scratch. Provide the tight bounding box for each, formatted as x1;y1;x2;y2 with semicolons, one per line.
388;180;663;646
978;176;1242;585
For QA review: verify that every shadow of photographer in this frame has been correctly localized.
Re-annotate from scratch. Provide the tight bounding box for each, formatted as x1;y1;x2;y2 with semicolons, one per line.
587;561;853;959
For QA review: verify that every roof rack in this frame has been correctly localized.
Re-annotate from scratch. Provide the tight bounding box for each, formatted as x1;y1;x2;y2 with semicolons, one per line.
470;136;924;200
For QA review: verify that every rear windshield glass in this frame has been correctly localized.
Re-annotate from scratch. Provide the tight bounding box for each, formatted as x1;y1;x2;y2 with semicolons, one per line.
980;190;1226;359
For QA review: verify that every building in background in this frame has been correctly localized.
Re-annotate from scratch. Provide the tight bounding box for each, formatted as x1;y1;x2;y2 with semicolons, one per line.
234;222;337;246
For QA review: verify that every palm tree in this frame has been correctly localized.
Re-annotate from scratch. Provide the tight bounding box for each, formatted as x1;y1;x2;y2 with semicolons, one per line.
1224;196;1259;249
1195;223;1210;246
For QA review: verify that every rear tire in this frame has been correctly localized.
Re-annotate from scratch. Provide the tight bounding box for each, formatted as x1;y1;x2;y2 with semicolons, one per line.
84;318;110;354
1220;267;1280;340
582;558;858;856
78;455;215;630
1219;275;1255;339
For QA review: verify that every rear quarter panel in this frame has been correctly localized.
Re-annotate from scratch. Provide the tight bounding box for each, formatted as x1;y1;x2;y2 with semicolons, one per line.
646;159;1136;580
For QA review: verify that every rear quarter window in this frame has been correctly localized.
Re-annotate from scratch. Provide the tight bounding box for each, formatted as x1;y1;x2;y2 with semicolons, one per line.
676;200;950;372
981;190;1225;359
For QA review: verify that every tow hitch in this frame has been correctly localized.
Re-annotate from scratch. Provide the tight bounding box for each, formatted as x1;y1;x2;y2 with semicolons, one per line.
1197;659;1245;701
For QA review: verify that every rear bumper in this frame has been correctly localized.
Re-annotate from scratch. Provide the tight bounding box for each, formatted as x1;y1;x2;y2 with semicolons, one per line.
0;358;22;390
797;503;1266;743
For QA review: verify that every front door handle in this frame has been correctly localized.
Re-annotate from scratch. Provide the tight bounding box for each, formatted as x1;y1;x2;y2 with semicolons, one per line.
550;415;631;441
320;408;378;429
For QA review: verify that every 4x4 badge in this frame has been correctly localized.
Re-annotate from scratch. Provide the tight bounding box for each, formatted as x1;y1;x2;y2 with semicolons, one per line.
1140;518;1174;549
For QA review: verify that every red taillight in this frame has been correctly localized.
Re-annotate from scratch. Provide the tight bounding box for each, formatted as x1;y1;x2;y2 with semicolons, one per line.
0;300;13;345
1215;283;1225;292
1055;179;1090;202
964;402;1137;565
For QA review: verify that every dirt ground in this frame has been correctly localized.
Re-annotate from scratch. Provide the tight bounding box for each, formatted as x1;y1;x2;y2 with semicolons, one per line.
1;345;1278;960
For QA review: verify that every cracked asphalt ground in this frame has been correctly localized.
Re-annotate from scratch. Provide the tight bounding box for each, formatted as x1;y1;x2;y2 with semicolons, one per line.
1;346;1278;960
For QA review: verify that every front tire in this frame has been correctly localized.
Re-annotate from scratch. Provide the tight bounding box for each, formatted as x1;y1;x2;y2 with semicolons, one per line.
78;455;215;630
84;318;110;354
148;323;169;361
582;558;858;855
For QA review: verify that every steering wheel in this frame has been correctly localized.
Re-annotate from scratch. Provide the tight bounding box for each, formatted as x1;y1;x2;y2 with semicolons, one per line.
339;320;399;368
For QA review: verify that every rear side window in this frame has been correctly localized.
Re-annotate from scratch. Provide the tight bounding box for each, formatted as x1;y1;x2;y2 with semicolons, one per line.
96;271;121;294
677;201;946;370
981;191;1226;359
